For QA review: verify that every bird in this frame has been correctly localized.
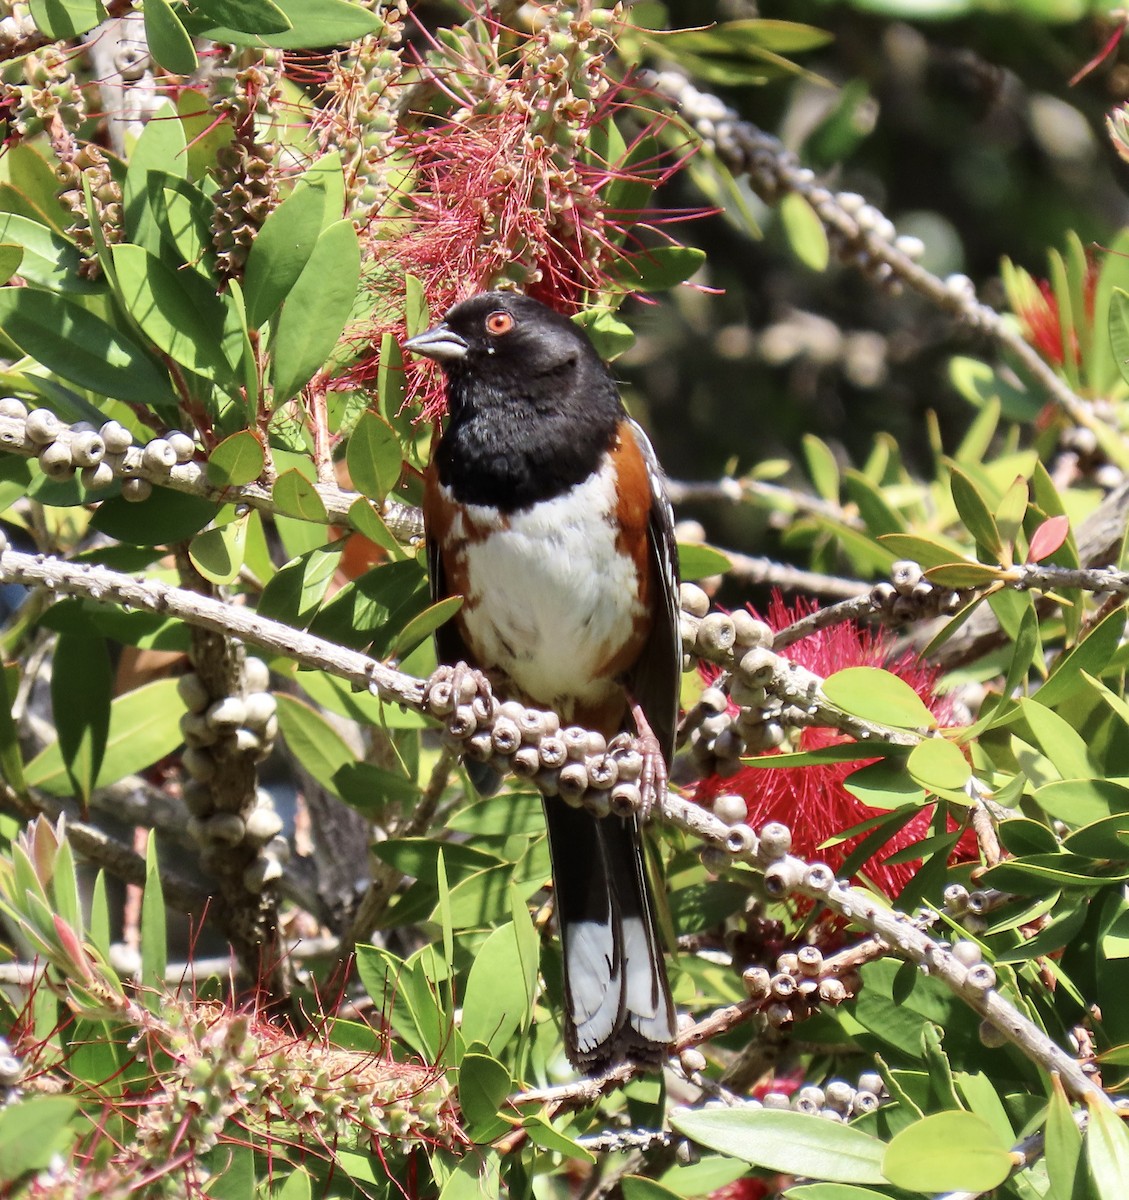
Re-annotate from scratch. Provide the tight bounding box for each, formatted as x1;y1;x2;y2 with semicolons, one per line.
405;290;679;1073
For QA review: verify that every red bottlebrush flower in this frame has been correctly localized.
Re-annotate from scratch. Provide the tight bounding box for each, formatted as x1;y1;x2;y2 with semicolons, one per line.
335;4;694;419
1013;259;1098;369
695;595;976;899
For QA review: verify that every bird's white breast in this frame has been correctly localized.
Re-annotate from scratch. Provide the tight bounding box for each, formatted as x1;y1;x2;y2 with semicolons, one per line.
447;454;644;716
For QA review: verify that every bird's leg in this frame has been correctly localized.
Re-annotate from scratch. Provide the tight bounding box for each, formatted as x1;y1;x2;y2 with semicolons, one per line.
629;699;668;823
422;660;496;721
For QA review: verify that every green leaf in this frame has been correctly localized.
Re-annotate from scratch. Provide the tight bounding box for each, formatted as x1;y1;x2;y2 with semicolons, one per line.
458;1050;512;1143
144;0;199;74
258;547;341;628
843;758;925;810
786;1188;891;1200
882;1111;1011;1191
1036;779;1129;824
823;666;937;730
140;832;167;1009
0;289;176;407
621;1178;685;1200
522;1114;595;1162
110;244;238;381
272;469;328;522
804;434;840;503
188;514;248;585
275;693;354;796
270;218;360;401
347;496;407;561
1046;1077;1083;1200
461;922;536;1054
193;0;291;34
678;543;731;580
25;678;183;794
243;174;332;328
187;0;381;47
906;738;971;797
207;430;266;487
123;103;187;247
93;490;219;547
780;192;830;270
0;243;21;285
1037;606;1127;707
1109;287;1129;390
52;632;112;806
669;1109;886;1184
276;1168;313;1200
982;853;1129;894
0;212;100;292
572;307;635;359
27;0;103;38
609;245;707;292
0;1095;77;1182
346;411;403;503
1016;698;1095;779
0;667;27;797
1087;1095;1129;1200
879;532;969;570
390;595;463;658
949;464;1004;562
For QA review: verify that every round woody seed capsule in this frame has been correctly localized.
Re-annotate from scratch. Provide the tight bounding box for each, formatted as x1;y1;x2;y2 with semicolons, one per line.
611;781;642;815
539;735;566;769
558;762;589;802
447;706;477;739
818;977;847;1005
858;1073;884;1096
511;746;541;777
427;681;455;716
762;1091;791;1110
179;712;215;747
562;726;589;760
797;946;824;975
202;813;246;846
80;461;115;491
121;477;152;502
741;966;771;999
798;1085;825;1108
70;431;105;467
167;431;196;462
700;844;729;873
465;731;494;761
738;647;776;686
851;1090;881;1114
711;793;748;825
757;821;792;861
679;1048;707;1075
725;823;757;855
943;883;970;913
206;696;247;730
0;397;27;420
731;610;773;649
805;863;835;892
243;855;284;893
245;805;284;844
142;438;177;472
613;748;643;782
763;857;806;898
38;442;73;478
242;691;277;730
891;560;923;595
965;963;997;992
99;420;134;453
491;717;521;755
952;940;983;967
25;409;60;444
680;582;710;618
243;657;270;693
182;747;216;782
696;612;737;656
979;1020;1008;1048
776;951;799;976
587;755;618;789
698;687;729;715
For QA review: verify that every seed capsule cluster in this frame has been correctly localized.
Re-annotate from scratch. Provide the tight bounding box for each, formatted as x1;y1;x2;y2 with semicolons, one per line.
756;1071;889;1122
179;656;287;892
423;664;646;816
869;560;966;624
0;399;196;500
740;938;854;1029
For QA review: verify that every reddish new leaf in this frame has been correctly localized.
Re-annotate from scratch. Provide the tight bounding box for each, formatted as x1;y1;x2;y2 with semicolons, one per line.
1027;514;1070;563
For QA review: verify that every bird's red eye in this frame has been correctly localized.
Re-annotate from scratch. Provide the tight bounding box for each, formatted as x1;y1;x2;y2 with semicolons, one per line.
485;310;514;336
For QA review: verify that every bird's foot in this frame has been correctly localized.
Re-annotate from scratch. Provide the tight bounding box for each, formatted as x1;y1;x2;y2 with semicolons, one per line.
423;661;496;723
607;703;668;823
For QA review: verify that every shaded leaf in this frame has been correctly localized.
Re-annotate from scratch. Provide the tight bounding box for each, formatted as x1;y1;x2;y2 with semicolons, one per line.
347;411;403;503
144;0;199;74
51;633;112;806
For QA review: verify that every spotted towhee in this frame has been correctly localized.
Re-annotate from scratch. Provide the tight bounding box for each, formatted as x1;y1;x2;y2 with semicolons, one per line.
406;291;678;1073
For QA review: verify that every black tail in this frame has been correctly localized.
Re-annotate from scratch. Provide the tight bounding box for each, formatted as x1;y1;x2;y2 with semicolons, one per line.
543;796;675;1073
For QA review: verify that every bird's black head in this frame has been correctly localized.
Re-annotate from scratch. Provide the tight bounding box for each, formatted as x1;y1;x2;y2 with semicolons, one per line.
406;291;626;509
